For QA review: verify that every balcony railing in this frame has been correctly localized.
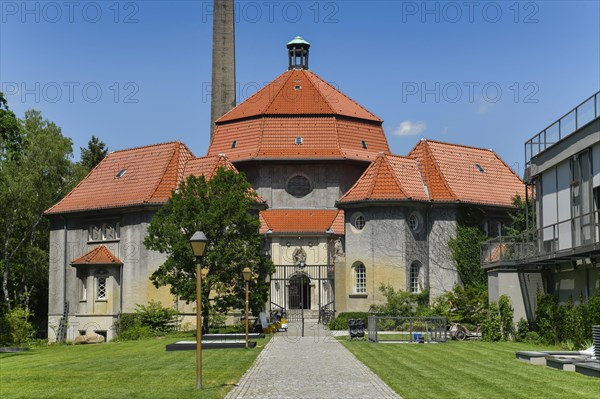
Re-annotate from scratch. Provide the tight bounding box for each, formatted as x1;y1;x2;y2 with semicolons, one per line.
525;90;600;168
481;210;600;265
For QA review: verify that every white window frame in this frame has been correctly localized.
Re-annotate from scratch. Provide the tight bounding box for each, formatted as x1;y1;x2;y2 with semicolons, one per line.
354;263;366;294
409;262;420;293
96;277;107;301
80;277;87;301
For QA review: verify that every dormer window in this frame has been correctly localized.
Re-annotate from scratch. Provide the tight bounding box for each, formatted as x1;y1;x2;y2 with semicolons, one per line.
295;137;303;145
231;140;237;148
294;85;302;90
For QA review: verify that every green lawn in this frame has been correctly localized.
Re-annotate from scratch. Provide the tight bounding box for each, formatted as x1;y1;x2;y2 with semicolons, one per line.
0;335;270;399
341;339;599;399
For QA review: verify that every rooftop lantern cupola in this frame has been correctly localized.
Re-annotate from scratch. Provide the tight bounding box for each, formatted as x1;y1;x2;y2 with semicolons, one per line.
287;36;310;70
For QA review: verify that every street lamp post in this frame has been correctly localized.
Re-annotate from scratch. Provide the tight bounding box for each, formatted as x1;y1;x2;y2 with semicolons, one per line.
242;267;252;349
299;261;305;338
190;231;208;390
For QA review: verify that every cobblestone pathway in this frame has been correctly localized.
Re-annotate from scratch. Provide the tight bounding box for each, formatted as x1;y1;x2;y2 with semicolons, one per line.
226;321;401;399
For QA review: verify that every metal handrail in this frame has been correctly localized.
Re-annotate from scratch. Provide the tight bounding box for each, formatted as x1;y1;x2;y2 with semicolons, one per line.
525;90;599;168
481;209;600;265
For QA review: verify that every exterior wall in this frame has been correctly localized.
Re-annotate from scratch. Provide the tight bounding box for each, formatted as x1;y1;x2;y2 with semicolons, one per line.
338;207;407;312
269;235;334;313
427;207;460;297
47;210;193;342
553;259;600;303
488;270;544;323
337;204;461;313
240;162;365;209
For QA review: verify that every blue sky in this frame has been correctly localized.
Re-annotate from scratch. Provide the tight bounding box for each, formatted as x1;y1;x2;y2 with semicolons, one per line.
1;0;599;176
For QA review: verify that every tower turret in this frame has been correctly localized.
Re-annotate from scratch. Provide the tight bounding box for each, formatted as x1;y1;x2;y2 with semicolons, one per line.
287;36;310;70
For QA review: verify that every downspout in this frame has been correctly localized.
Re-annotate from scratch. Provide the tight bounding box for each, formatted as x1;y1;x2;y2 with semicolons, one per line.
62;216;67;315
62;215;68;342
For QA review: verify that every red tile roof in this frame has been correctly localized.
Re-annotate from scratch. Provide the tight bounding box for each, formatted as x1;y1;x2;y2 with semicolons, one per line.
208;69;390;162
46;142;194;215
216;69;382;123
183;154;238;180
71;245;123;265
408;139;525;207
339;153;429;203
260;210;344;235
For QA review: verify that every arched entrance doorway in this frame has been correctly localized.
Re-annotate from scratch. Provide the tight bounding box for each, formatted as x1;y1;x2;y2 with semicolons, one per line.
288;273;311;310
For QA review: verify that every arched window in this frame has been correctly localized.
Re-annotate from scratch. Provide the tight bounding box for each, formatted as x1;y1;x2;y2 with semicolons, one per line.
354;262;366;294
409;261;420;293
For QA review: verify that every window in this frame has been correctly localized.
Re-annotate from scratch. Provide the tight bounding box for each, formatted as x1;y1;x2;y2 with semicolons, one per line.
295;136;303;145
115;169;126;179
97;277;107;300
361;140;367;149
88;222;120;242
409;262;420;293
80;277;87;301
286;175;312;198
231;140;237;148
408;213;420;231
353;214;365;230
354;263;366;294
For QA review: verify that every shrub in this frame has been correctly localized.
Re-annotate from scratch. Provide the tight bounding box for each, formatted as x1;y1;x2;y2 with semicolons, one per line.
523;331;542;344
135;301;178;334
0;307;34;347
498;295;514;341
117;326;154;341
535;292;558;344
446;285;488;327
481;302;501;342
328;312;369;330
114;313;141;336
515;318;529;342
587;293;600;327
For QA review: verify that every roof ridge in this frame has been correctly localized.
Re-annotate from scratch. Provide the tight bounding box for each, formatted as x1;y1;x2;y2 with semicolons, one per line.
301;70;336;115
421;138;496;153
108;140;184;155
145;142;180;203
216;71;291;123
489;148;524;183
365;153;384;199
381;155;409;198
412;140;457;201
413;158;430;201
304;70;382;122
254;117;266;158
264;70;295;114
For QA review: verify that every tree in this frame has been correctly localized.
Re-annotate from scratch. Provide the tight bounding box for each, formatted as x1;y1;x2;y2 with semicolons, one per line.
0;92;24;161
80;135;108;170
505;194;534;236
0;108;83;324
144;168;274;332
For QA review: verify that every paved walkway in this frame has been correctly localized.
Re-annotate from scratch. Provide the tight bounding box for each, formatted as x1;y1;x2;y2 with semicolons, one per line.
226;321;401;399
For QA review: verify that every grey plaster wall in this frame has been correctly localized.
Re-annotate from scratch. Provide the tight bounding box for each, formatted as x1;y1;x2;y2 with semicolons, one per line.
338;204;461;312
427;207;460;297
47;210;172;341
239;162;365;209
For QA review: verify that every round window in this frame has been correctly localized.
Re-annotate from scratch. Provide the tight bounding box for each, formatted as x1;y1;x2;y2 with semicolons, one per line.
286;175;312;198
408;213;420;232
354;215;365;230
